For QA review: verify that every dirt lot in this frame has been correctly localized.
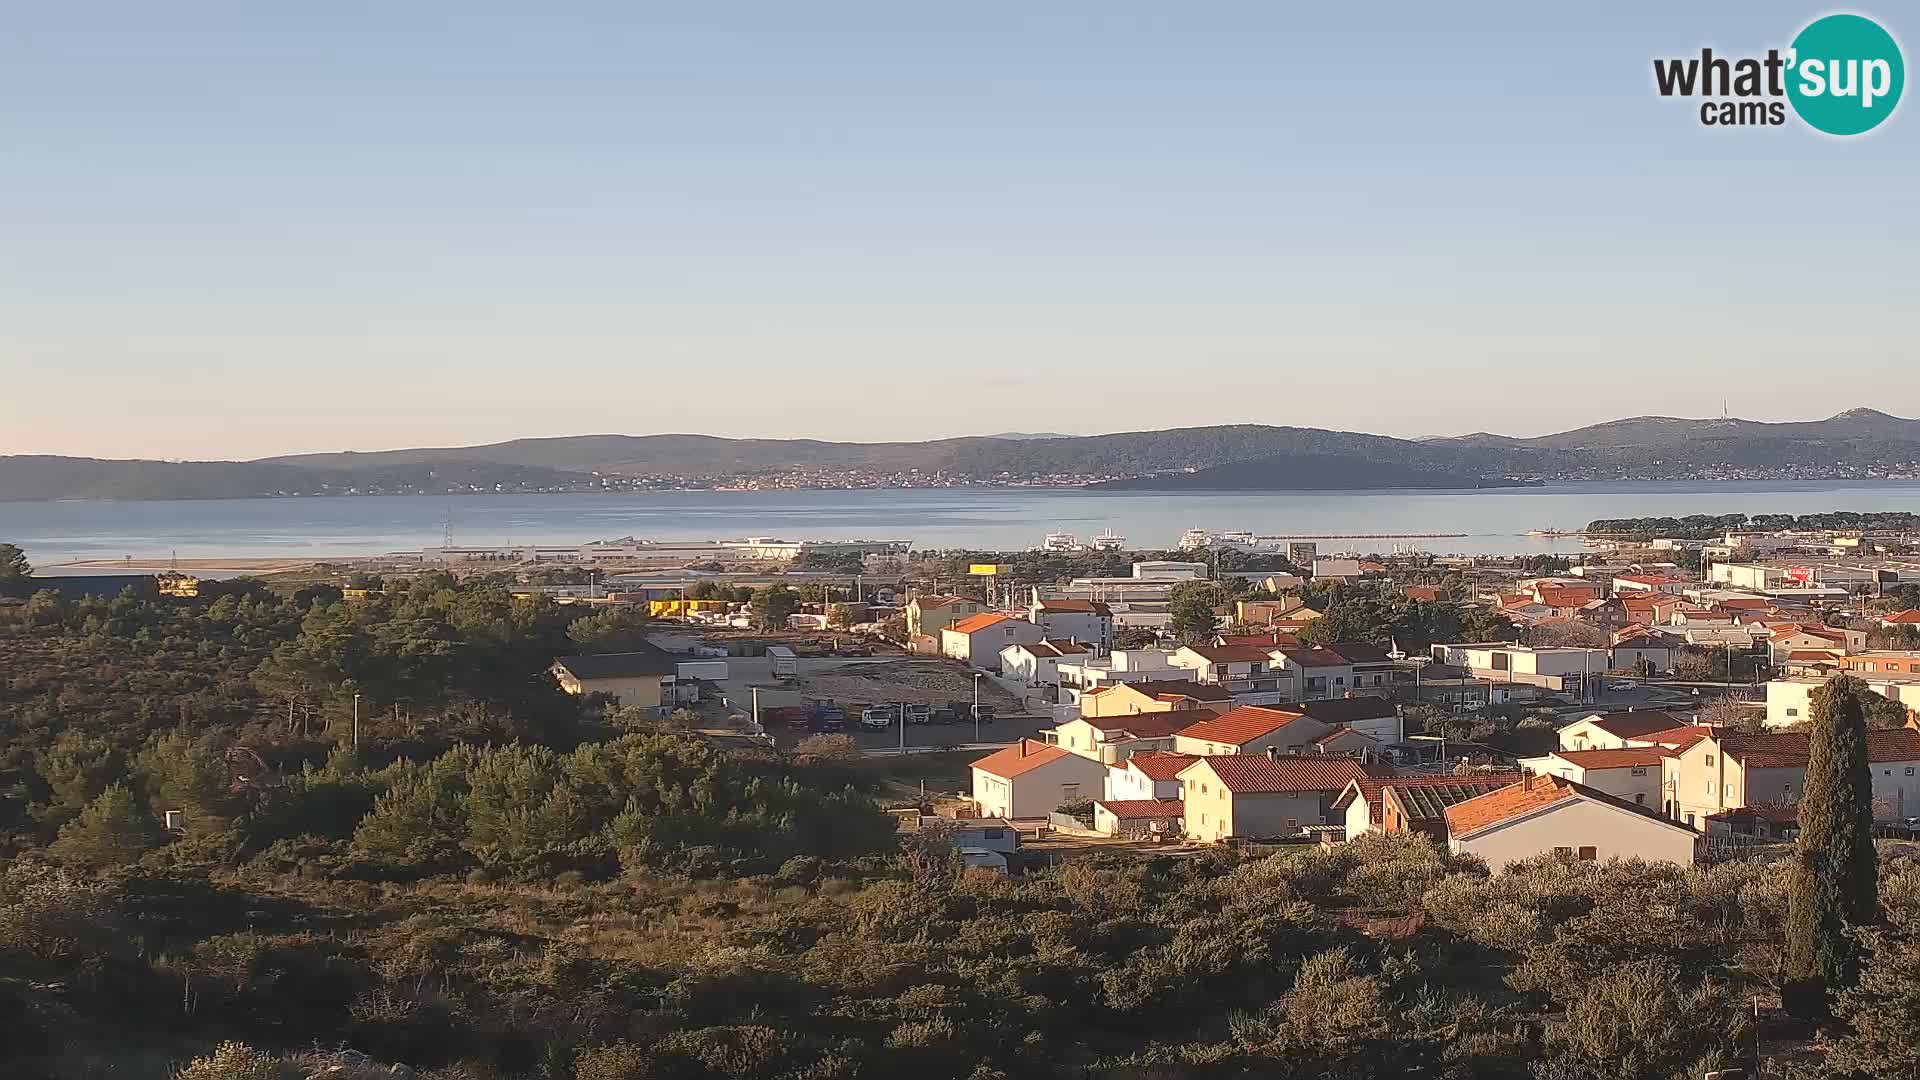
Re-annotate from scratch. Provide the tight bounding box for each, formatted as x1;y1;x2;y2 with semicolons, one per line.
794;659;1025;711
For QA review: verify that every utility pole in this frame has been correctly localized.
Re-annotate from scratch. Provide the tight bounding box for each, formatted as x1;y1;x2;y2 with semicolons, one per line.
973;673;983;743
752;686;762;735
351;692;361;751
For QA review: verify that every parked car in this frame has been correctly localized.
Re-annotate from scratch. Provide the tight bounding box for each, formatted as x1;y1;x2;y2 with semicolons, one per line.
1606;679;1636;691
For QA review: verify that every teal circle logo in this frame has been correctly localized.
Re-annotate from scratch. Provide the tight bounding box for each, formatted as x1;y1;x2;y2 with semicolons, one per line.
1787;14;1904;135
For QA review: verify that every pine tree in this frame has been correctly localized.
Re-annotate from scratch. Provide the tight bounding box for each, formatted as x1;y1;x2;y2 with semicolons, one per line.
49;783;165;870
1784;675;1879;1018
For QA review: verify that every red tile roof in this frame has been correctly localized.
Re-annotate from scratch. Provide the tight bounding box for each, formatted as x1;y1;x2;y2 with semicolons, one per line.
949;611;1019;635
1884;609;1920;624
1404;586;1443;603
1037;598;1113;615
1548;747;1672;769
1182;644;1279;663
1175;705;1315;746
1125;750;1199;780
1719;728;1920;770
1219;632;1303;648
1443;773;1693;839
1186;754;1382;794
1785;649;1844;663
1076;709;1217;738
1096;799;1186;819
1582;711;1688;740
1322;642;1394;665
1024;639;1090;657
971;739;1075;779
1278;647;1354;668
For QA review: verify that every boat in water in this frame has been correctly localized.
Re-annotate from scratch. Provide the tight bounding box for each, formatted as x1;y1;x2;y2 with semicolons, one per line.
1042;532;1079;552
1089;529;1126;551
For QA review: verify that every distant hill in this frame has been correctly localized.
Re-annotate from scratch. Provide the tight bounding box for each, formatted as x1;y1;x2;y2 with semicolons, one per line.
4;408;1918;500
1086;455;1526;491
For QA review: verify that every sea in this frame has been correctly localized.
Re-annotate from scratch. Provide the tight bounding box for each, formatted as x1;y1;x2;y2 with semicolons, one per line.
8;481;1920;569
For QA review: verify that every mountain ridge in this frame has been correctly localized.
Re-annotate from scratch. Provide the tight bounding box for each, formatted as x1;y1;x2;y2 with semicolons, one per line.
4;409;1917;501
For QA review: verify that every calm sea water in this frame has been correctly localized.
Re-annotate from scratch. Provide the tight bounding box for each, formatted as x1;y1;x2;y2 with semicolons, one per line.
8;481;1920;566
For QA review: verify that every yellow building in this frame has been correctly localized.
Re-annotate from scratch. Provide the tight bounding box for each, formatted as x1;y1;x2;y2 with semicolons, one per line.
550;644;679;713
156;572;202;598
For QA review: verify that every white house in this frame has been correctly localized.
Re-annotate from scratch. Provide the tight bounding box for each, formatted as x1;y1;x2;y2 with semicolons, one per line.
1517;747;1670;810
1103;750;1197;802
1001;639;1094;687
1556;711;1688;751
1050;710;1211;764
1028;598;1114;652
942;612;1045;670
1168;644;1295;705
970;739;1110;819
1443;774;1698;873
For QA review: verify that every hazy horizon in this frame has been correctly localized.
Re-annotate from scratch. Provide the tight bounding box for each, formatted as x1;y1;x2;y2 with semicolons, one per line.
5;2;1915;459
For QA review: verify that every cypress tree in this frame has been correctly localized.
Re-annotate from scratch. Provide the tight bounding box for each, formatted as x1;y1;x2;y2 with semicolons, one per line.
1784;675;1879;1018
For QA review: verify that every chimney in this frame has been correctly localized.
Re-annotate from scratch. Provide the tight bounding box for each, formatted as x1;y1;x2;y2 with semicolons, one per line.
1266;745;1279;761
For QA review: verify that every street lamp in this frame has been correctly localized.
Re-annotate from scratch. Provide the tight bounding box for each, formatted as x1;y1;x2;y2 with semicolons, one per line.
972;672;983;742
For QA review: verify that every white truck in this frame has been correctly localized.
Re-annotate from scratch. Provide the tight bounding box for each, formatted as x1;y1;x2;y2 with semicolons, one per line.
766;645;798;682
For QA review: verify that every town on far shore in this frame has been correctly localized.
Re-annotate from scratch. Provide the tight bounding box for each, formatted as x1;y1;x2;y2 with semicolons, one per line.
21;512;1920;871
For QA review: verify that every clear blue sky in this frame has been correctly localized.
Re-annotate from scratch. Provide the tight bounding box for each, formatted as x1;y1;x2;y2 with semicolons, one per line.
2;2;1914;459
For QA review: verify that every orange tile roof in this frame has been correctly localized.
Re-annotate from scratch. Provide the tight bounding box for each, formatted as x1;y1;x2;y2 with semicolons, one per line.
1185;754;1381;794
1126;750;1199;780
1443;774;1693;839
1334;773;1526;825
971;739;1074;779
1885;609;1920;624
949;611;1019;634
1095;799;1186;819
1174;705;1314;746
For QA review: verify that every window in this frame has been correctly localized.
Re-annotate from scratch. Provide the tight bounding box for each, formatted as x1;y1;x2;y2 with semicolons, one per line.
1631;766;1647;776
1286;818;1298;828
1200;813;1208;825
1705;754;1715;766
1907;768;1915;776
1786;708;1799;717
1061;784;1080;801
1578;846;1597;861
982;828;1005;840
1685;813;1696;827
1635;793;1646;805
1553;846;1573;856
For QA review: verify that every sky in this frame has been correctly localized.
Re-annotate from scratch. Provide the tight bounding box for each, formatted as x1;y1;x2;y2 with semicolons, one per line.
2;1;1916;459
